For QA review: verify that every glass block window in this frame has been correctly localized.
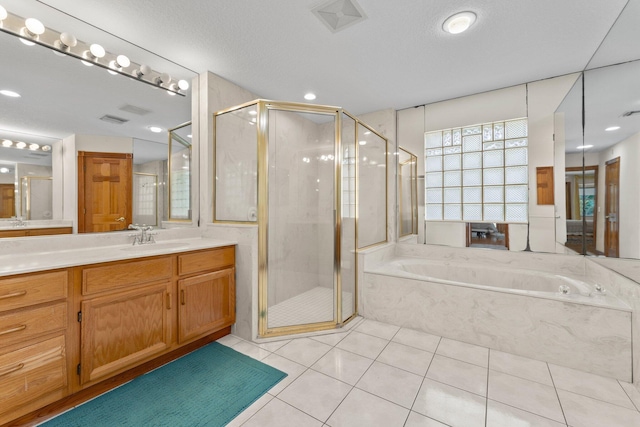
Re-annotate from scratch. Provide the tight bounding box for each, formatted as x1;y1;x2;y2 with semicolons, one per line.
424;118;528;223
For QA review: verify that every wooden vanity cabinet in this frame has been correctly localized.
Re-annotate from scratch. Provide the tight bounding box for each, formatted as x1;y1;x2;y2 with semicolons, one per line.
0;270;70;426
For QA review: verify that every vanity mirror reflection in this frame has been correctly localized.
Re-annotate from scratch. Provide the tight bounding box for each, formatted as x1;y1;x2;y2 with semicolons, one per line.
0;2;194;235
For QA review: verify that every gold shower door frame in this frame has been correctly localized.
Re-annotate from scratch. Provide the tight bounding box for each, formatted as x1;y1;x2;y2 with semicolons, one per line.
213;99;388;338
398;147;418;237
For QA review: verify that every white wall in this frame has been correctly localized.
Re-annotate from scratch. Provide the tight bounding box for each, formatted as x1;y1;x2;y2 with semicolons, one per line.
397;74;580;252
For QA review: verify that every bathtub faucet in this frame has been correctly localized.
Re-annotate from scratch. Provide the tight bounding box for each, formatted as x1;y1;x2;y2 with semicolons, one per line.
128;224;156;245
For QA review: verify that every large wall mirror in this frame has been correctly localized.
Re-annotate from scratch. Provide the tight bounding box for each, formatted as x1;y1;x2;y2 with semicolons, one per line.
0;0;194;235
555;0;640;260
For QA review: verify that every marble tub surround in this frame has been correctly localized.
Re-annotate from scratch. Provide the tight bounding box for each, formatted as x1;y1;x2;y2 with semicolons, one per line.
586;259;640;391
0;227;235;276
0;219;73;230
395;243;587;277
361;272;631;381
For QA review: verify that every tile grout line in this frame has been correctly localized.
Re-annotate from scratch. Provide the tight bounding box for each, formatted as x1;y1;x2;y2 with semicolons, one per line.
618;379;640;412
405;335;443;424
546;362;569;426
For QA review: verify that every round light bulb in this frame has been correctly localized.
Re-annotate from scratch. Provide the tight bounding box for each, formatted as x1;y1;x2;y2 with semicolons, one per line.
41;145;51;152
134;64;151;78
116;54;130;68
2;139;12;147
304;92;316;100
178;79;189;90
29;143;39;150
15;141;26;149
0;6;8;21
89;43;105;58
58;32;77;50
443;11;477;34
0;168;9;174
25;18;45;35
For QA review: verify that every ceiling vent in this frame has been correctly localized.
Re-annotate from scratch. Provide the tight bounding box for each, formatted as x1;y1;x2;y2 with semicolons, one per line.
622;110;640;117
312;0;367;33
99;114;129;125
119;104;151;116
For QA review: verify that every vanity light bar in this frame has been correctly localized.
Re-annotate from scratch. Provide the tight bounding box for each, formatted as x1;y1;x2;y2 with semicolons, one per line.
1;139;51;152
0;9;189;96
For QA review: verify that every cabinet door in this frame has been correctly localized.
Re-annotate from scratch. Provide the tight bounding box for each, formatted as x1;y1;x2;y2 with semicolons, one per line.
80;282;172;385
178;268;235;343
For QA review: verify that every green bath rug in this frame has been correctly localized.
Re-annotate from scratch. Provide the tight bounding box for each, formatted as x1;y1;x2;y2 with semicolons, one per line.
42;341;286;427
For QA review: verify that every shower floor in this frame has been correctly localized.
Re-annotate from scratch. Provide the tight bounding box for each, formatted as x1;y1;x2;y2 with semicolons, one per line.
268;286;354;329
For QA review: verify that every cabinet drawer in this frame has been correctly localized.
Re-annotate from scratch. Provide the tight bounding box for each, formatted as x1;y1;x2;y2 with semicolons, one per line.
82;257;172;295
0;335;67;414
0;271;67;313
178;247;234;276
0;302;67;348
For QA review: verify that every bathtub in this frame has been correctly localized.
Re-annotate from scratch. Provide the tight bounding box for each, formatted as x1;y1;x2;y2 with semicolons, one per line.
361;256;633;380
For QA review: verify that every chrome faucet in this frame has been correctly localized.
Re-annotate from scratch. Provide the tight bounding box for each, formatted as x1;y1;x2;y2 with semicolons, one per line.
128;224;156;245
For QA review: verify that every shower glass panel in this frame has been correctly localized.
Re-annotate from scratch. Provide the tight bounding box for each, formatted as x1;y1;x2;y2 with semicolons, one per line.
168;122;192;221
341;113;357;322
358;123;388;248
399;147;418;237
266;109;336;329
215;104;258;222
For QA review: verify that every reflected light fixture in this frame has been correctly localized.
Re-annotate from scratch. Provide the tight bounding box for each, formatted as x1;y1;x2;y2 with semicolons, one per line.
605;126;620;131
0;89;20;97
0;7;189;96
359;140;367;145
2;139;12;147
28;143;39;150
0;167;9;174
148;126;163;133
15;141;26;149
576;145;593;149
443;11;477;34
304;92;317;100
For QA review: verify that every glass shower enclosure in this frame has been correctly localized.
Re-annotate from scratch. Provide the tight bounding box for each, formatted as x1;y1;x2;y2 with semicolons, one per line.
214;100;387;338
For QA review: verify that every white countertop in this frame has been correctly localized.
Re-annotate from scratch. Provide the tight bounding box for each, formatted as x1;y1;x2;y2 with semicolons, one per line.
0;237;236;277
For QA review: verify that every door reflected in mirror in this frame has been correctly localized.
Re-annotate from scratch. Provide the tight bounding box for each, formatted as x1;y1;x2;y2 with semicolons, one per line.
564;166;598;255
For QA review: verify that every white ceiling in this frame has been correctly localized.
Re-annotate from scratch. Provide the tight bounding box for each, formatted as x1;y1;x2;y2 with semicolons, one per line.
0;0;638;164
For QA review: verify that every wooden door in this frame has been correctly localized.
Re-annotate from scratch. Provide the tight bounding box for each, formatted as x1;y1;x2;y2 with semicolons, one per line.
0;184;15;218
178;268;235;344
80;282;172;385
78;152;132;233
604;157;620;258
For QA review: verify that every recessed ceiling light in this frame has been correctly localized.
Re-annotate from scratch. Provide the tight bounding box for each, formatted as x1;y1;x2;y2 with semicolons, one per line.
0;90;21;97
187;134;192;138
443;11;477;34
304;92;317;101
148;126;163;133
605;126;620;131
576;145;593;149
359;140;367;145
0;168;9;174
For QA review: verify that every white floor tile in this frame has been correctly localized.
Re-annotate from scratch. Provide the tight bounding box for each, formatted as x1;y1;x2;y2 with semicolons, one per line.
309;331;350;347
312;347;374;386
488;370;565;423
489;349;553;386
355;361;423;408
216;334;242;347
619;380;640;411
326;388;409;427
335;331;389;359
226;393;273;427
275;337;332;366
412;378;486;427
426;355;488;397
549;363;636;410
278;370;352;422
558;389;640;427
437;338;489;367
241;398;323;427
392;327;441;353
486;399;566;427
256;339;291;352
232;340;272;361
376;341;434;376
354;318;400;340
260;353;307;395
404;411;449;427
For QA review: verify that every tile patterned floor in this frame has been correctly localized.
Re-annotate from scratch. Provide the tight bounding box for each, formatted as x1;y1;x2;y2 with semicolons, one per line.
219;318;640;427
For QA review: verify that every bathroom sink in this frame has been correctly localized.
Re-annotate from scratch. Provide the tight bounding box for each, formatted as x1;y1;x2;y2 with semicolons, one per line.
120;242;190;252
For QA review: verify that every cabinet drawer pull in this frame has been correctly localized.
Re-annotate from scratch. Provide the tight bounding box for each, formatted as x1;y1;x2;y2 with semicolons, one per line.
0;290;27;300
0;363;24;378
166;292;171;310
180;289;185;305
0;324;27;336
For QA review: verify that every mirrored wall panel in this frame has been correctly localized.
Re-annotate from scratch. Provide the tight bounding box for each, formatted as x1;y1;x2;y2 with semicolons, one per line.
398;147;418;237
168;123;192;221
358;123;388;248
